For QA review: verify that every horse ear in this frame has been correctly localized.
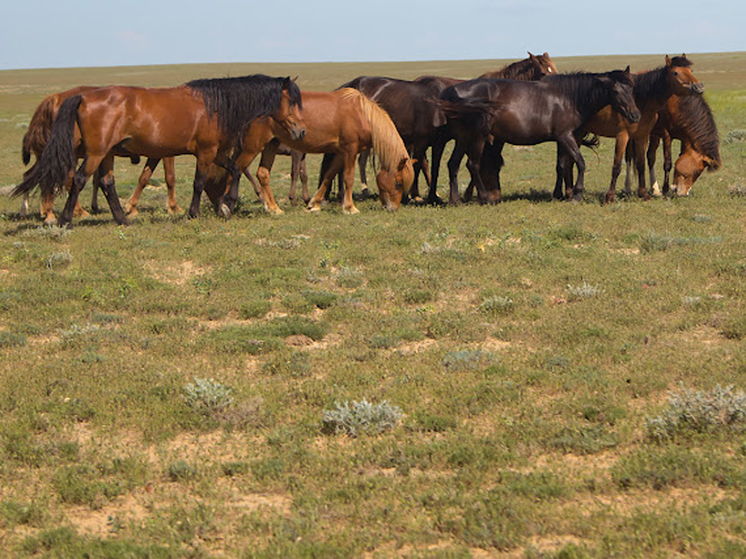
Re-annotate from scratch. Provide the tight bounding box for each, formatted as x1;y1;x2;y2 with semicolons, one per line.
665;55;672;67
624;65;631;74
398;157;409;172
528;52;537;60
543;52;549;58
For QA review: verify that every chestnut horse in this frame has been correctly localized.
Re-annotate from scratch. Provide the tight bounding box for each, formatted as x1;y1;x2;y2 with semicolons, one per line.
563;55;704;203
638;92;721;196
213;88;414;215
19;86;181;223
336;52;558;205
436;69;641;204
13;75;304;227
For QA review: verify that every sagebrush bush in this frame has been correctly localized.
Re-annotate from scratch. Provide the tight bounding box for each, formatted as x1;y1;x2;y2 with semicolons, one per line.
183;378;234;415
646;384;746;441
322;399;402;436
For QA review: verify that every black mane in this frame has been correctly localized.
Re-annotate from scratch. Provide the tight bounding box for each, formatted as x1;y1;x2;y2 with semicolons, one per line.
543;71;632;119
186;74;301;141
480;58;543;80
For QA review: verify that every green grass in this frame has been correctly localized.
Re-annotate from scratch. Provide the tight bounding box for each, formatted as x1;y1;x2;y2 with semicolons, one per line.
0;53;745;556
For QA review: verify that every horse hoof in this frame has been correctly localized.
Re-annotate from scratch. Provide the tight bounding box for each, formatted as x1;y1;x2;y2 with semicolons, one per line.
267;206;284;216
307;205;322;213
343;206;360;215
218;204;232;219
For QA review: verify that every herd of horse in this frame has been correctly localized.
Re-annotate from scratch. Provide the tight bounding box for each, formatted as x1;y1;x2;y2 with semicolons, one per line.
12;53;721;228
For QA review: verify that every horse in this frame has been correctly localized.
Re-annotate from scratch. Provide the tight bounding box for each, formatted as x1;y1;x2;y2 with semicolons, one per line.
337;52;558;205
13;75;305;227
19;86;182;223
560;55;704;203
635;92;721;197
213;88;414;215
436;68;641;204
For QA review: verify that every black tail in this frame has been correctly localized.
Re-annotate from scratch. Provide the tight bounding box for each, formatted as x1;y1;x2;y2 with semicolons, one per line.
21;138;31;166
12;95;82;199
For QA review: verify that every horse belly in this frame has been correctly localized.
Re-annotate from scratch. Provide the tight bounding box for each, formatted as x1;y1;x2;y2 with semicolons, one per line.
492;110;553;146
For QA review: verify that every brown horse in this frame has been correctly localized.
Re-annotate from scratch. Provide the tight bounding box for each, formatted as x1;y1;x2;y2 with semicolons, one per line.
20;86;181;223
640;92;721;196
13;75;305;227
560;55;704;203
212;88;414;215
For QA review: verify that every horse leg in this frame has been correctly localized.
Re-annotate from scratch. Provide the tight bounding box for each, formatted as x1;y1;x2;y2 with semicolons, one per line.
163;157;180;214
477;141;503;204
604;134;628;204
427;133;447;205
553;145;567;199
126;157;160;216
661;130;673;196
213;153;242;219
57;155;101;228
647;135;661;196
188;154;215;218
96;155;130;226
556;135;585;202
634;138;651;200
254;143;283;215
341;152;359;214
446;144;465;205
288;149;300;206
358;150;370;199
299;153;309;203
308;154;344;212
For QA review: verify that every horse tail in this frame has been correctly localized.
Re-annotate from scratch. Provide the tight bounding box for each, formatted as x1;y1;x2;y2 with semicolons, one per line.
12;95;82;199
582;133;600;150
435;98;494;137
22;93;61;166
340;88;414;191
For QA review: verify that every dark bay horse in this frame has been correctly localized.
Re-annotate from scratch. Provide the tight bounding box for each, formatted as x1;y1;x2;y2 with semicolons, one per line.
13;75;305;227
565;55;704;203
19;86;181;223
212;88;414;215
338;53;558;204
436;69;641;204
639;92;721;196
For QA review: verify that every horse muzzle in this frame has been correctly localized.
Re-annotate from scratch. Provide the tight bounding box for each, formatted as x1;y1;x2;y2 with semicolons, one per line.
626;108;642;124
688;82;705;94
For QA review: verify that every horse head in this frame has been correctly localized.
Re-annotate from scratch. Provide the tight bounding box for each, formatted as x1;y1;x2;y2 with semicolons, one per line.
671;147;718;196
666;55;705;95
273;78;306;141
529;52;558;77
376;156;414;211
601;67;641;124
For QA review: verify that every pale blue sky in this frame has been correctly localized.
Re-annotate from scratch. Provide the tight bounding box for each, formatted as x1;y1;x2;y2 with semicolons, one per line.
1;0;743;70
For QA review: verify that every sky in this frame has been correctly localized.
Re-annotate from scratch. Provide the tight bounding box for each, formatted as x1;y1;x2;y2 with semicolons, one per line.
1;0;743;70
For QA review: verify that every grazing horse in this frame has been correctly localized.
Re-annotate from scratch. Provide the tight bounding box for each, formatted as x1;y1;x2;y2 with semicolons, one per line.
19;86;181;223
563;55;704;203
13;75;305;227
436;69;641;204
338;52;558;204
214;88;414;215
639;92;721;196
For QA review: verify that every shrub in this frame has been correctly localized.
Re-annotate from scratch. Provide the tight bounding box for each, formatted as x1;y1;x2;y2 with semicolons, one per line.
566;281;603;300
183;378;234;415
646;384;746;441
442;349;499;372
322;399;402;436
478;295;515;316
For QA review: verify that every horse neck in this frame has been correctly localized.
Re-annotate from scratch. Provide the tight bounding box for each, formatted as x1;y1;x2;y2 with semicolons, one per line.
551;74;619;123
352;92;408;173
633;66;675;111
481;59;537;80
667;95;721;166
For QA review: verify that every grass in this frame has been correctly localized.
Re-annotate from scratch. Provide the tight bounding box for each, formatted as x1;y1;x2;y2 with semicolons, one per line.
0;53;745;556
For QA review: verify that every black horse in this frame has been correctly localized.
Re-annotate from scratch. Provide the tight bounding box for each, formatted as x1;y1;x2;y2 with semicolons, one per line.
329;53;558;204
435;68;641;204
